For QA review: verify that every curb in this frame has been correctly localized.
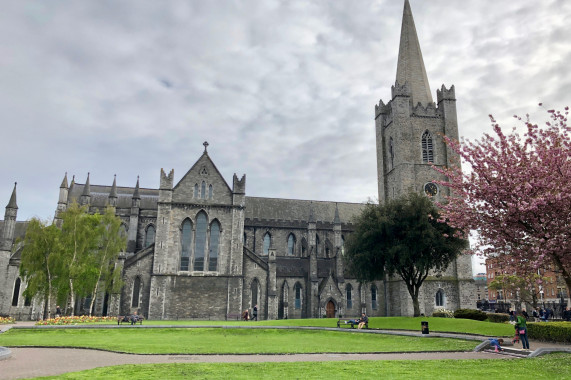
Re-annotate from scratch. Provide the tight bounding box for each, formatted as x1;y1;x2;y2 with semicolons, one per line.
0;346;12;361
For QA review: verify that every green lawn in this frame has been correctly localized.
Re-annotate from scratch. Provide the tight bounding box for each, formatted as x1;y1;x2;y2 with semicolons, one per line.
85;316;514;336
0;328;477;354
34;353;571;380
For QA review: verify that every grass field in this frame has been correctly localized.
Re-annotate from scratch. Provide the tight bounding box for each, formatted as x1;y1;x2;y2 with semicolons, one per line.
0;327;477;354
34;353;571;380
40;316;514;336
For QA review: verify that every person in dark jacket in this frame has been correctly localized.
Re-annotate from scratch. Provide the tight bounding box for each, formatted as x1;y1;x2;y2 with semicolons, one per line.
253;304;258;321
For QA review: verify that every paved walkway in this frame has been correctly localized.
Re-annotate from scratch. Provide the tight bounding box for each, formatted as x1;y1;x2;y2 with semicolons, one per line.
1;322;570;379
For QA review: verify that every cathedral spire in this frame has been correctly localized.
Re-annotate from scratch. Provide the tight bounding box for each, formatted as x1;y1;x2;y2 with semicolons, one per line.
395;0;433;106
7;182;17;210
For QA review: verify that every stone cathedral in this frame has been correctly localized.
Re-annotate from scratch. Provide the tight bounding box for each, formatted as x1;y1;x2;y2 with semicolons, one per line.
0;1;475;320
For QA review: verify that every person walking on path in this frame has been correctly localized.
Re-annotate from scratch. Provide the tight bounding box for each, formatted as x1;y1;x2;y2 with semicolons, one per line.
253;305;258;321
515;311;530;350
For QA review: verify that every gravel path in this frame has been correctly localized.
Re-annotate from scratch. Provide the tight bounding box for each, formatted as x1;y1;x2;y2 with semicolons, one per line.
0;347;507;380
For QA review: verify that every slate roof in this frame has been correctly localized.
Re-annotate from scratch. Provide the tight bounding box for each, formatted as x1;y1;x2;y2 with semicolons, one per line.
68;183;159;210
244;197;365;224
0;221;29;240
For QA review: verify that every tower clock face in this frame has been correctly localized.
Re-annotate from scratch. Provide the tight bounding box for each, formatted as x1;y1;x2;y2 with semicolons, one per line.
424;182;438;196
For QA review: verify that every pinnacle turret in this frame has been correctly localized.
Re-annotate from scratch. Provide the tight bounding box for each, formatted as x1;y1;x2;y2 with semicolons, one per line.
60;172;68;189
82;173;91;196
109;175;118;198
133;176;140;199
333;203;340;224
395;0;433;106
5;182;17;210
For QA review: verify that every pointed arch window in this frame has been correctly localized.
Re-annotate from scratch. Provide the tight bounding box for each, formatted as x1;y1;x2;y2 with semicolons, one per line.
180;219;192;271
144;225;156;248
294;283;302;309
315;234;320;256
208;184;213;199
422;130;434;163
12;278;21;307
435;289;445;307
346;284;353;309
341;235;345;256
263;232;271;255
209;220;220;271
287;234;295;256
194;212;207;271
201;181;206;199
132;277;141;308
389;137;395;170
371;285;378;310
194;183;199;198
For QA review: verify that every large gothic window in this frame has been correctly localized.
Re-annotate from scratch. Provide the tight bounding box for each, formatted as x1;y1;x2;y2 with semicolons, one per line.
346;284;353;309
263;233;271;255
287;234;295;256
132;277;141;308
435;289;445;307
12;278;21;307
194;212;207;271
180;219;192;271
209;220;220;271
371;285;378;310
144;225;156;248
294;283;302;309
422;130;434;163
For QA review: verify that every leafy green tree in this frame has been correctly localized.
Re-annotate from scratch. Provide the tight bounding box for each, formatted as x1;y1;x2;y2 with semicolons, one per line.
345;192;467;316
86;206;126;315
59;202;101;316
18;219;62;319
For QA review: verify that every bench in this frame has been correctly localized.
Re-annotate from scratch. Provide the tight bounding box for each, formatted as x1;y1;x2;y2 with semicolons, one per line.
117;315;144;325
337;318;368;329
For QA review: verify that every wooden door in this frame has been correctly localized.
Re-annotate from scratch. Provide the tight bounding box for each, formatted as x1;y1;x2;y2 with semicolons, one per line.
326;301;335;318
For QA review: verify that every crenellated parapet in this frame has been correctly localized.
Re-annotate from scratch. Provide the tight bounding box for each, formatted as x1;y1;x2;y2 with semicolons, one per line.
374;99;390;119
437;84;456;103
160;168;174;189
232;173;246;194
412;101;438;117
391;80;411;99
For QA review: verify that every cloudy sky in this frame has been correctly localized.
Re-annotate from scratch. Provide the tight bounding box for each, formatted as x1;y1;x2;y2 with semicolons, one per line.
2;0;570;233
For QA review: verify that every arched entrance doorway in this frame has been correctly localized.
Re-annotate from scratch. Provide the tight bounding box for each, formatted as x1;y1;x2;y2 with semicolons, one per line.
326;300;335;318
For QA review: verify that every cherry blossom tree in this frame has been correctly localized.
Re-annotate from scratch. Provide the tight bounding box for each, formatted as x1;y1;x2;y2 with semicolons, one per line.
435;106;571;292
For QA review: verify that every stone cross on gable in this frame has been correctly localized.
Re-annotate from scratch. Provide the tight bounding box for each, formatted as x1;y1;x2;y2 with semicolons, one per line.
203;141;209;152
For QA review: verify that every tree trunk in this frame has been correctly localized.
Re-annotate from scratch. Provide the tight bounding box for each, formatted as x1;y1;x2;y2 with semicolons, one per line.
89;275;102;317
412;294;421;317
69;279;75;317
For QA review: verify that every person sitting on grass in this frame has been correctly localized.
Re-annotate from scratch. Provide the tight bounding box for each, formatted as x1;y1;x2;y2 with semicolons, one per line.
358;313;368;329
488;338;504;352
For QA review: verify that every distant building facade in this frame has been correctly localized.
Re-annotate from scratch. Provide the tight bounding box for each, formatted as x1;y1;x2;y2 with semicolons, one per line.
0;0;475;320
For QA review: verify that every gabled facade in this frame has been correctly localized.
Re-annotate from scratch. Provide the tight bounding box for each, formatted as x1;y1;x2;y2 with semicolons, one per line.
0;1;475;320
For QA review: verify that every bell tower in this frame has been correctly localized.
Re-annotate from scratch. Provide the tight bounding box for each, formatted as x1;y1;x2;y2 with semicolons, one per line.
375;0;458;203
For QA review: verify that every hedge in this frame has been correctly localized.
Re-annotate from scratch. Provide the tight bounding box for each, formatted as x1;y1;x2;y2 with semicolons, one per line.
527;322;571;343
453;308;488;321
487;313;510;323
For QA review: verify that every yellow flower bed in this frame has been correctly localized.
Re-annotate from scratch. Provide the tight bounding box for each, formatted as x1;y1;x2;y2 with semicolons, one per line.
35;316;116;326
0;316;16;324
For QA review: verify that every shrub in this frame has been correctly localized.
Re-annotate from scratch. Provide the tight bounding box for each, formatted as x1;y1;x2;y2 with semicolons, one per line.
487;313;510;323
453;308;488;321
432;308;454;318
527;322;571;343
